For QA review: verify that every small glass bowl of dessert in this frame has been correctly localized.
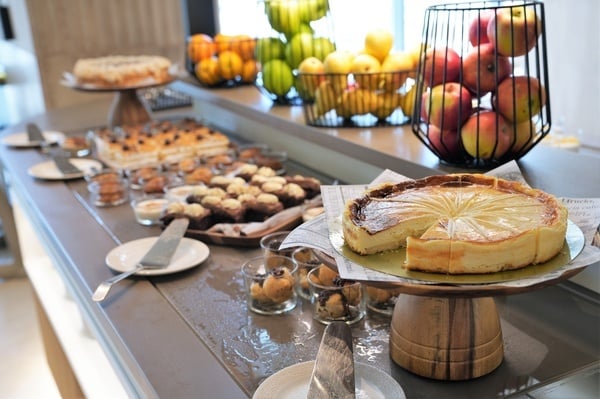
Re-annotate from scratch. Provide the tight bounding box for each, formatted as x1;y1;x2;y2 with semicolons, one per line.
59;135;92;157
88;177;129;207
364;285;402;317
260;230;295;260
307;265;365;325
131;194;169;226
241;255;298;315
291;247;323;300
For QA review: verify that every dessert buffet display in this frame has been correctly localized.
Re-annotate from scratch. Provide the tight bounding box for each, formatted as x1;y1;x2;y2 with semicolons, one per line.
412;1;551;167
92;118;231;169
342;173;568;275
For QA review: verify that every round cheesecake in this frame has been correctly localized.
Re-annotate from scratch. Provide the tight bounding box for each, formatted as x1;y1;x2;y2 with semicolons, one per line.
342;174;568;274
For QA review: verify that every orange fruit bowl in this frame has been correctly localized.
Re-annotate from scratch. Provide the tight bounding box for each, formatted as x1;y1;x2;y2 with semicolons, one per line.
186;34;259;88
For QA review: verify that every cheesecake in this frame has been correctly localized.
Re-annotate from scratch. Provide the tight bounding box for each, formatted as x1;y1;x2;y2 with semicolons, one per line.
342;174;568;274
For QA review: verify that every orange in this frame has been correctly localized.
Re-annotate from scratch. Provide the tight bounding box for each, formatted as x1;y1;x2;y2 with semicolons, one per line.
241;60;259;83
214;33;233;54
187;34;216;63
232;35;256;61
195;57;222;86
217;50;243;81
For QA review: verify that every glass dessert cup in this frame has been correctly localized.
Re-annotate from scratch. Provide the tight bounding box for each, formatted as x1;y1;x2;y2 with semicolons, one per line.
241;255;297;315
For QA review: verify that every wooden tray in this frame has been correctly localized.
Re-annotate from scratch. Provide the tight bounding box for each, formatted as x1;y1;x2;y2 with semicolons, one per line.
183;214;302;247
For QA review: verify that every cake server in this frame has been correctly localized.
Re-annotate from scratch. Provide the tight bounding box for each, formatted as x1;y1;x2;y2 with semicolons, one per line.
307;321;356;399
26;123;46;145
92;218;190;302
51;154;83;175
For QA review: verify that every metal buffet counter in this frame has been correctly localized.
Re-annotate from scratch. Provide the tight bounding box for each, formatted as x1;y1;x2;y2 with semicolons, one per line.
1;81;599;398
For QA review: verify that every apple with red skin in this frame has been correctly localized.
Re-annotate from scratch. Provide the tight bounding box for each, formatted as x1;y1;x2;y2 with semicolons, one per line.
493;75;546;123
426;124;462;162
508;119;537;155
422;47;461;87
462;43;511;95
460;110;512;160
487;6;542;57
468;10;494;46
421;82;472;131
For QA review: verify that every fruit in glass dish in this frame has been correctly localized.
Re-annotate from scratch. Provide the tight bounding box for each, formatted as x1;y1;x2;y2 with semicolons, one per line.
262;59;295;97
421;82;472;131
460;110;512;160
468;10;494;46
493;75;546;123
350;53;381;90
425;124;462;162
461;43;511;95
422;47;461;87
364;28;394;63
487;5;541;57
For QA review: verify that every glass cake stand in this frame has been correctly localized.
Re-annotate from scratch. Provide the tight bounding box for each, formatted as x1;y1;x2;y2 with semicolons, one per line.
316;221;587;381
61;73;177;127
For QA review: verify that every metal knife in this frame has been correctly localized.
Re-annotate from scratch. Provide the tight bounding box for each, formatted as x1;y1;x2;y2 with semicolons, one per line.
52;154;83;175
92;218;190;302
26;123;46;144
307;322;356;399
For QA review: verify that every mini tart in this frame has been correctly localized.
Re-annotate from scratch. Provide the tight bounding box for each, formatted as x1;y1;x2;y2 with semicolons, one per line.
342;174;568;275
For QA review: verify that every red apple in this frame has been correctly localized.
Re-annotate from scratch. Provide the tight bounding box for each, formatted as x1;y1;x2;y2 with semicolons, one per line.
461;43;511;95
426;124;462;162
468;10;494;46
508;119;537;155
487;6;542;57
422;47;461;87
422;83;472;131
493;75;546;123
460;110;512;160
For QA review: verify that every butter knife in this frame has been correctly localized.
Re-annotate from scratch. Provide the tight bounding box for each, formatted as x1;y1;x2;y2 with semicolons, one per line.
26;123;46;145
52;154;83;175
307;322;356;399
92;218;190;302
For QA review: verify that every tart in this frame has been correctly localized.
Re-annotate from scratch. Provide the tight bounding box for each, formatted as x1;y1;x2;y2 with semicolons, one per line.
73;55;172;87
342;174;568;274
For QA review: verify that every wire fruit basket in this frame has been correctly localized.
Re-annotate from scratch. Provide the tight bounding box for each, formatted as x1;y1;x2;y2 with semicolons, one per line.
412;0;551;168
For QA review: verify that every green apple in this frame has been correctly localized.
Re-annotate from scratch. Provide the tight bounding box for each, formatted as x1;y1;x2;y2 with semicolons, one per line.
285;33;335;70
261;59;294;97
298;0;330;22
312;37;335;61
265;0;303;39
255;37;286;65
296;56;326;100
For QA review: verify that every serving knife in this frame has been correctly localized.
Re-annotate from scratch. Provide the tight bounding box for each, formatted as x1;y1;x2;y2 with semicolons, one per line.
92;218;190;302
26;123;46;144
52;154;83;175
307;322;356;399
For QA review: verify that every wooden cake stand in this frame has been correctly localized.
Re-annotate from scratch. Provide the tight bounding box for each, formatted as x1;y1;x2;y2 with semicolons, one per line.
61;75;176;127
318;222;586;381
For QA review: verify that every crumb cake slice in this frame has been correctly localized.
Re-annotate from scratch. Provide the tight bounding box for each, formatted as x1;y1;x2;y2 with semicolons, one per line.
342;174;568;274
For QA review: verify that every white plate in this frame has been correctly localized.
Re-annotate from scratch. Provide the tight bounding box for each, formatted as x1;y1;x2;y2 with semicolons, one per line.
1;131;65;147
253;361;406;399
105;237;209;276
27;158;103;180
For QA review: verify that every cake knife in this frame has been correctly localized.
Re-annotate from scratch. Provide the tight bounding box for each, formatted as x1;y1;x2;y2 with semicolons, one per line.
307;322;356;399
92;218;190;302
